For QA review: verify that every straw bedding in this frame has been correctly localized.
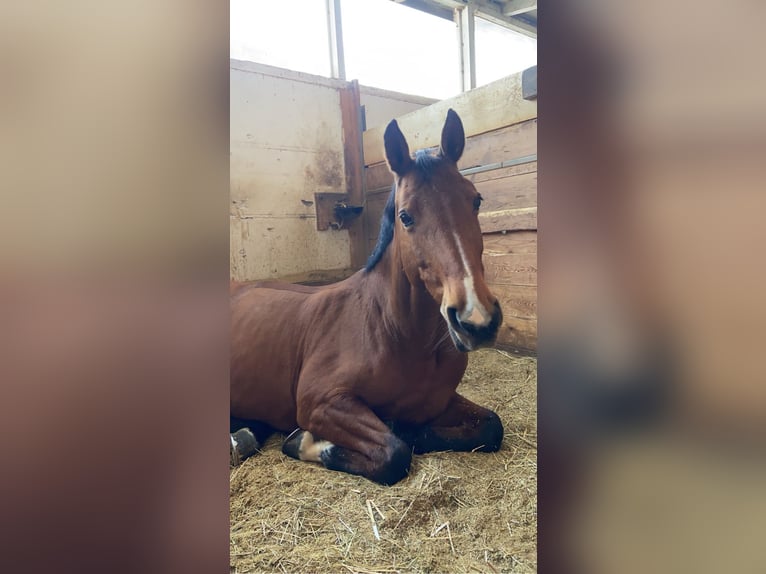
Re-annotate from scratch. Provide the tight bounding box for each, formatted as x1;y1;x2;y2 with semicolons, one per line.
230;349;537;573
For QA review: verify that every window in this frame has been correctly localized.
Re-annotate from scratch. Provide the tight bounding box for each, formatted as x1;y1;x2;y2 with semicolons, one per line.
230;0;537;96
475;18;537;88
341;0;459;99
230;0;330;77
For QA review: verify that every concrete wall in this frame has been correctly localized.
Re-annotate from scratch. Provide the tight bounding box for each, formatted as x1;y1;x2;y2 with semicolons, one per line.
230;60;351;282
359;85;436;131
230;60;431;282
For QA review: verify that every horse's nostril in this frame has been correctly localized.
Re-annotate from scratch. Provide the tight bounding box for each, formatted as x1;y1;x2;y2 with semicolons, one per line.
446;307;459;327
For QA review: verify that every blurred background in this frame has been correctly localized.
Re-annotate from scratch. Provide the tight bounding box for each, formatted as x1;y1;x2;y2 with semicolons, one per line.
539;1;766;572
0;2;230;573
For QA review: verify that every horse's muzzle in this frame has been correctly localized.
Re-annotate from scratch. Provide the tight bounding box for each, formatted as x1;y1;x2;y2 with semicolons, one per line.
446;301;503;352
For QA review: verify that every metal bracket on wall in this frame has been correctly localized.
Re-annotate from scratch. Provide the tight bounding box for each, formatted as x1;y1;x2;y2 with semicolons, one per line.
314;192;364;231
522;65;537;101
460;154;537;177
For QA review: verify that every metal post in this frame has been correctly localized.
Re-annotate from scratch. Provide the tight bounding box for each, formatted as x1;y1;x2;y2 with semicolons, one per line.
326;0;346;80
455;4;476;92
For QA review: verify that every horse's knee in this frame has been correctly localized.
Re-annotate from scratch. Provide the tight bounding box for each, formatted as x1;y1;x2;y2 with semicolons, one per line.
368;435;412;485
319;434;412;486
230;428;260;466
477;410;504;452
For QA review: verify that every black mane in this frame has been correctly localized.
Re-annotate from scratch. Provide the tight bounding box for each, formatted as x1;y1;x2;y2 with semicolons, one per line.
364;150;443;272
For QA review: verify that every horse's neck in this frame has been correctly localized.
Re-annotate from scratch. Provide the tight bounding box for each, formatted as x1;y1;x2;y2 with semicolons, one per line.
368;245;448;350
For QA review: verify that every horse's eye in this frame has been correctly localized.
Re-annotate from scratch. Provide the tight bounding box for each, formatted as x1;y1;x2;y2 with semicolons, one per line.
473;194;483;211
399;210;414;228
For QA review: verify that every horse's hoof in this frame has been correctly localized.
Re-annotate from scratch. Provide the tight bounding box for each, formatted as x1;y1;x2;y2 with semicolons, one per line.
281;428;303;460
230;428;259;466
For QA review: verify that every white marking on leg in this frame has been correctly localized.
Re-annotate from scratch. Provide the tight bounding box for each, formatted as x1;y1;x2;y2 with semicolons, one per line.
230;434;241;465
453;231;491;325
298;431;335;462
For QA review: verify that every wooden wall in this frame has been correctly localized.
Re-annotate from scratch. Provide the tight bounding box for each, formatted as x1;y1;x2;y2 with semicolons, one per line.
361;71;538;354
230;61;351;283
229;59;537;353
230;60;431;283
359;86;436;131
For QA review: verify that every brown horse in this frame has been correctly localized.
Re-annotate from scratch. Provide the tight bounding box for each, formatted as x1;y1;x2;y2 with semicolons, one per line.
231;109;503;484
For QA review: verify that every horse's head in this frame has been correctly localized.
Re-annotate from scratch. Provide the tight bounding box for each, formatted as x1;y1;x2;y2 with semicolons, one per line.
383;109;503;352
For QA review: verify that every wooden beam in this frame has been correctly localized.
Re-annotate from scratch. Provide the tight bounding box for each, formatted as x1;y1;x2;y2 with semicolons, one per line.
484;230;537;353
495;315;537;353
471;0;537;38
362;70;537;166
326;0;346;80
503;0;537;17
397;0;537;38
339;80;367;269
479;206;537;233
397;0;455;21
455;5;476;92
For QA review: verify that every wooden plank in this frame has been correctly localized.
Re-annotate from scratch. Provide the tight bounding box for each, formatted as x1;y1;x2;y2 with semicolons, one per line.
479;207;537;233
339;80;367;269
495;316;537;353
459;119;537;170
484;251;537;287
364;119;537;191
361;92;434;132
365;119;536;189
365;164;395;192
476;171;537;213
230;58;348;90
484;230;537;254
359;84;437;105
362;71;537;166
483;230;537;352
466;160;537;184
489;284;537;321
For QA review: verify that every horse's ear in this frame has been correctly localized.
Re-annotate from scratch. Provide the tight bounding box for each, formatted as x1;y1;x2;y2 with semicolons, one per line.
440;108;465;164
384;119;413;176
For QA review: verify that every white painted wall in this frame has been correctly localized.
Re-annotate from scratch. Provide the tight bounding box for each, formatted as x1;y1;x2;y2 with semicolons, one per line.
360;86;436;132
230;61;351;281
230;60;432;282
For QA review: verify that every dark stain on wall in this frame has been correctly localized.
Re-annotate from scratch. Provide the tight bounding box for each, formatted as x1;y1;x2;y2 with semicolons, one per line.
304;122;344;191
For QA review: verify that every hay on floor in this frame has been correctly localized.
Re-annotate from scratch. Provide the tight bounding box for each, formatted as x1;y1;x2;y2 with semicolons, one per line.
230;349;537;573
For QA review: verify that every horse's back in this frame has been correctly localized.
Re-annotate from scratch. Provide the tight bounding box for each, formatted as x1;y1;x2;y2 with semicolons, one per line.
230;281;313;429
231;279;320;297
230;277;359;430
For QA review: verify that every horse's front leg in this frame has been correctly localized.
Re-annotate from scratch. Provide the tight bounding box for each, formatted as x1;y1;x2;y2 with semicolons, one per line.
229;417;273;466
396;393;504;454
281;393;412;485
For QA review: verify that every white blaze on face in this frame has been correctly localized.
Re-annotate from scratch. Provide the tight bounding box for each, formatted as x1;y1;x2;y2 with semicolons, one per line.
298;431;335;462
453;231;491;326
